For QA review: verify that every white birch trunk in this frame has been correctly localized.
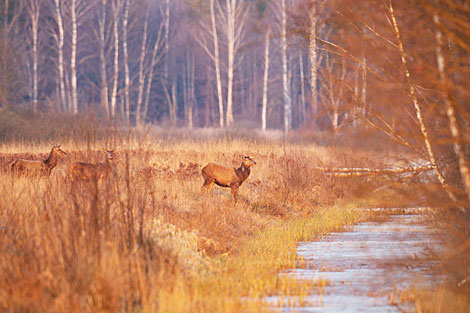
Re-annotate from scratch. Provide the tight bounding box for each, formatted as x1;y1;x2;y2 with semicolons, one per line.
54;0;67;112
143;23;164;123
31;0;40;112
189;54;195;129
183;51;195;129
281;0;291;132
433;13;470;204
261;28;270;131
164;0;170;81
70;0;78;114
210;0;224;128
361;56;367;104
122;0;130;122
99;0;109;117
299;49;306;125
136;12;149;126
170;80;177;125
389;0;458;203
110;0;120;118
308;1;317;116
225;0;235;127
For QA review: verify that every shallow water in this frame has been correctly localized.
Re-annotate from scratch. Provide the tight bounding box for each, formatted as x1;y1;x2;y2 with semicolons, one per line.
269;214;442;312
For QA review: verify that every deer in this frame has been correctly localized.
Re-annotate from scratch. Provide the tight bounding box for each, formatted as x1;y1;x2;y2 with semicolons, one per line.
201;156;256;203
68;149;115;182
10;144;67;176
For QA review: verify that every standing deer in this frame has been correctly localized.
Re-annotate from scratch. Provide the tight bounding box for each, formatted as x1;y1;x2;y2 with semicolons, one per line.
10;145;67;176
68;149;115;182
201;156;256;202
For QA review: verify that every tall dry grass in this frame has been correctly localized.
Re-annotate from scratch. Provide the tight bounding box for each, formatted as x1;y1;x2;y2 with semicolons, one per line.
0;132;391;312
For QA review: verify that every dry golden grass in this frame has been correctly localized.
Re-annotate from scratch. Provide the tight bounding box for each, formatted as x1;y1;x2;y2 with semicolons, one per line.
0;132;383;312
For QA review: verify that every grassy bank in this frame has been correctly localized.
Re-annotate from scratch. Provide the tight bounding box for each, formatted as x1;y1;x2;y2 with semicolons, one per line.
157;205;368;312
0;133;374;313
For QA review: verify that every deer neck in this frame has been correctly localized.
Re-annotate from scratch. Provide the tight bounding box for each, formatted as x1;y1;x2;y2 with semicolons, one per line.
105;158;113;171
235;163;251;183
44;150;58;169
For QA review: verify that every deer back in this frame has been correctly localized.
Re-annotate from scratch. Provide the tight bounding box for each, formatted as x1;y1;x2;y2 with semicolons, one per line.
11;159;50;176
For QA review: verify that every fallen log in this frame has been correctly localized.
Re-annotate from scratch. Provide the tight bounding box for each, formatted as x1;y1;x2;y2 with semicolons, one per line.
315;164;435;177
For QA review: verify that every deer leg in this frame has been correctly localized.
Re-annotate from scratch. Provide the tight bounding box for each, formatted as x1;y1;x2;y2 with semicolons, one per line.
207;181;215;194
201;180;214;194
230;184;239;203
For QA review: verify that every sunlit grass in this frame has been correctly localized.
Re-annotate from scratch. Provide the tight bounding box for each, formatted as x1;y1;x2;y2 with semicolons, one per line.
0;134;373;312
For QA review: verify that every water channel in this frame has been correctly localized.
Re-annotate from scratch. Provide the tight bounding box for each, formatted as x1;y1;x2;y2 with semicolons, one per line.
270;213;442;312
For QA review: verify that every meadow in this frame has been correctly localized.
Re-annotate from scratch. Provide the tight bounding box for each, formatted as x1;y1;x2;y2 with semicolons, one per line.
0;128;467;312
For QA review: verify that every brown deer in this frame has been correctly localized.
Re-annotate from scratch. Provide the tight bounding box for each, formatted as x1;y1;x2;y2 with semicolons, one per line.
201;156;256;202
10;145;67;176
68;149;115;182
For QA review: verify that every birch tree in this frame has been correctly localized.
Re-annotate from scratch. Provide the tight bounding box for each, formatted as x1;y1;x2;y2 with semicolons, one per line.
388;0;457;202
433;10;470;204
122;0;130;122
183;51;196;129
53;0;67;112
135;11;149;126
196;0;224;127
298;49;306;126
97;0;109;116
26;0;42;112
110;0;122;118
281;0;291;132
70;0;78;114
142;17;165;124
261;28;271;131
308;0;318;117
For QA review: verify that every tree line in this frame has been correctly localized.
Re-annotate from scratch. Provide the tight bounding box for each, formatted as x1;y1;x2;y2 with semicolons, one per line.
0;0;322;131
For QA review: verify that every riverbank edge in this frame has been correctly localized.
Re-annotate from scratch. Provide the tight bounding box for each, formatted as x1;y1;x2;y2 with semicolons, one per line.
155;204;371;312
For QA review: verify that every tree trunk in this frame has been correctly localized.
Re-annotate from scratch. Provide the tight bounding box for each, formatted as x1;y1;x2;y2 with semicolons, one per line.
54;0;67;112
136;12;149;126
164;0;170;82
31;0;39;112
210;0;224;128
361;56;367;115
433;13;470;204
99;0;109;117
281;0;291;132
261;28;270;131
71;0;78;114
110;0;120;118
143;23;164;124
389;0;457;203
170;80;177;126
184;51;195;129
299;49;306;126
122;0;130;123
226;0;235;127
308;1;317;117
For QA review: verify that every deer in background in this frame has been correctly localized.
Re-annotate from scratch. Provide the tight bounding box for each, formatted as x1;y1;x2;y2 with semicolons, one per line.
10;145;67;176
201;156;256;203
68;149;115;182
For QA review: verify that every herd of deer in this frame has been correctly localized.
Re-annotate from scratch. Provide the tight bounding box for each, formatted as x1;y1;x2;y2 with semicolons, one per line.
9;145;256;202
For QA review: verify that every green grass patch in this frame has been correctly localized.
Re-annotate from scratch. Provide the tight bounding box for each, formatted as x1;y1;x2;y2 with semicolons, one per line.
156;205;369;312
